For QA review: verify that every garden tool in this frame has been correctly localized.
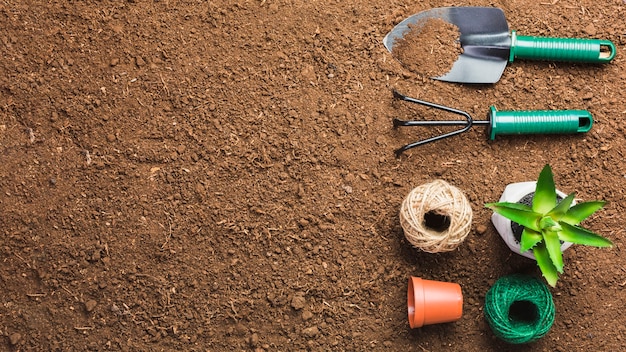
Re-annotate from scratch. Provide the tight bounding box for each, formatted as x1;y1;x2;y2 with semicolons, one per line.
392;90;593;156
383;7;616;83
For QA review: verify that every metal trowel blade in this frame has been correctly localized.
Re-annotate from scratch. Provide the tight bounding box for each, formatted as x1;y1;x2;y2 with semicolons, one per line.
383;7;512;84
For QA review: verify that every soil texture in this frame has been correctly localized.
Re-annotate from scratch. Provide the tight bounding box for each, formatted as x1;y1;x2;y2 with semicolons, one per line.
391;18;462;78
1;0;626;351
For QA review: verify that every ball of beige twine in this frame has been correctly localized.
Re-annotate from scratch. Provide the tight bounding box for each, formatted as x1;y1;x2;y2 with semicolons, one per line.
400;180;472;253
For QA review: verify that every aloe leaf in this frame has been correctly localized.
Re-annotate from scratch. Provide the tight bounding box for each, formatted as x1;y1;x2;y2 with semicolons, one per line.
558;222;613;247
533;243;559;287
548;192;576;220
520;228;543;252
539;216;560;231
485;203;541;231
533;164;557;214
561;201;606;225
544;230;564;273
485;202;532;212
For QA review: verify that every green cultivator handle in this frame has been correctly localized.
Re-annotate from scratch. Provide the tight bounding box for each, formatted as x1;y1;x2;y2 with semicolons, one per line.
488;107;593;140
509;30;616;63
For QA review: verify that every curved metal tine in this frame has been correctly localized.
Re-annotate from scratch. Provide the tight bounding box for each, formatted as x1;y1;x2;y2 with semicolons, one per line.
393;119;472;127
393;90;471;118
394;123;473;156
392;90;474;156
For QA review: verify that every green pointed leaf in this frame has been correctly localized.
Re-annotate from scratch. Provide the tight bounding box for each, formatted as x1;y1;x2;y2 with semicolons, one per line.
539;216;561;231
485;202;541;231
520;228;543;252
548;192;576;220
485;202;532;212
533;243;559;287
533;164;557;214
558;222;613;247
561;201;606;225
544;230;564;273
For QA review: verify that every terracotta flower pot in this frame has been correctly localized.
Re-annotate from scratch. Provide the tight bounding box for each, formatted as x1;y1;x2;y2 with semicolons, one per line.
407;277;463;328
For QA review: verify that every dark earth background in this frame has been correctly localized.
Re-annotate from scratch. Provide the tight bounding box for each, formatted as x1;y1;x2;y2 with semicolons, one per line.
1;0;626;351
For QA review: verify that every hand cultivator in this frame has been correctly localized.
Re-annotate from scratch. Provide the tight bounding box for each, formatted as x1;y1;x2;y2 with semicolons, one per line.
392;90;593;156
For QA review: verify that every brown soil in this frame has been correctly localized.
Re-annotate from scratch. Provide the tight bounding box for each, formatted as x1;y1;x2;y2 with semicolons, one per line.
1;0;625;351
392;18;462;78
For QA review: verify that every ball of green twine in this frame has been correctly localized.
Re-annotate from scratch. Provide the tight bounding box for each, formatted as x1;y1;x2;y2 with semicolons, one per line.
484;274;555;344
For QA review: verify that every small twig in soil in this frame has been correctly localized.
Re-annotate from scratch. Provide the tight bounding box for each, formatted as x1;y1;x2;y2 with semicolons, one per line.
82;150;92;165
228;300;239;317
13;253;31;268
74;326;94;331
418;345;431;352
61;285;79;301
26;127;35;143
159;73;169;96
160;212;173;250
288;234;303;241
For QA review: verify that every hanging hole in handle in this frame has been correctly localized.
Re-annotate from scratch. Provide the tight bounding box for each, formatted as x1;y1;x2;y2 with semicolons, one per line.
598;41;616;61
578;115;593;133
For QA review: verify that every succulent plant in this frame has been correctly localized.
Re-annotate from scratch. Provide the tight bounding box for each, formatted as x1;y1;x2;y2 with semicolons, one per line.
486;164;613;287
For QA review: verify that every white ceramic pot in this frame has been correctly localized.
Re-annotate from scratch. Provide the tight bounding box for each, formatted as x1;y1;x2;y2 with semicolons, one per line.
491;181;574;259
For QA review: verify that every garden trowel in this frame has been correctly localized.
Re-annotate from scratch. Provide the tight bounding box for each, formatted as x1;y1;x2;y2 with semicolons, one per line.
383;7;616;83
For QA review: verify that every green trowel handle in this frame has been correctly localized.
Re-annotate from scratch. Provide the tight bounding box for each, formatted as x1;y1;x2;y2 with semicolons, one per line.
488;107;593;140
509;30;616;63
